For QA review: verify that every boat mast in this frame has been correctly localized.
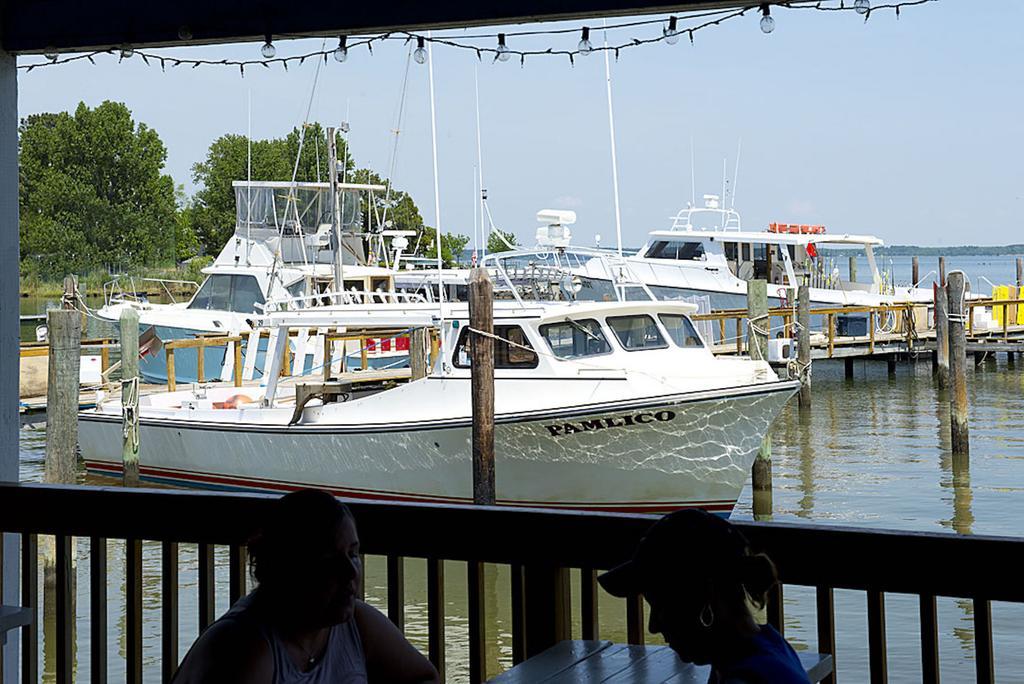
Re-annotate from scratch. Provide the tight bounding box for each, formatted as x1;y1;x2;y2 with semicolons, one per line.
246;90;252;266
328;126;344;301
602;21;624;260
426;32;446;363
474;66;486;260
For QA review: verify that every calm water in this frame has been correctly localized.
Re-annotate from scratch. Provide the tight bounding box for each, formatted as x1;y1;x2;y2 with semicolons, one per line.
16;254;1024;681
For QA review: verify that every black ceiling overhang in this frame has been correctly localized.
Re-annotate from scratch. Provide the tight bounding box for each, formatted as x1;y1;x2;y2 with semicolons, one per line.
1;0;765;54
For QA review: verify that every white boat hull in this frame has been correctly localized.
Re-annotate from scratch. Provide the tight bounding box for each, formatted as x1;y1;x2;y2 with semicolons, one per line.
79;382;797;515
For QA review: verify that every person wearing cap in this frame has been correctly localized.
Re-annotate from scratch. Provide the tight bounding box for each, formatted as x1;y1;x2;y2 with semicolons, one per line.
598;509;809;684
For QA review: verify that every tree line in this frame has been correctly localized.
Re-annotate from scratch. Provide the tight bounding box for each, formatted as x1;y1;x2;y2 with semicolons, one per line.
19;100;516;282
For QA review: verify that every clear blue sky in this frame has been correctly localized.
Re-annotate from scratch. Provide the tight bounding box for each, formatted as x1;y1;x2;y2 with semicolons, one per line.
16;1;1023;248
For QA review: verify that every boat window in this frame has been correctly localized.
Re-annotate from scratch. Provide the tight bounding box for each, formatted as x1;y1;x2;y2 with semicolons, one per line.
539;319;612;359
188;275;265;314
658;314;704;348
606;315;668;351
453;325;539;369
643;240;705;261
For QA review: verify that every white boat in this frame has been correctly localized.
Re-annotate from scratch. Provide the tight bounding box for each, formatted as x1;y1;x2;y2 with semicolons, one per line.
577;195;936;311
96;181;416;383
78;296;798;514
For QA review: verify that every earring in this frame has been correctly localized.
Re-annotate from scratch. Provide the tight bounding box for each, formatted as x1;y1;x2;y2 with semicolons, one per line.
699;603;715;628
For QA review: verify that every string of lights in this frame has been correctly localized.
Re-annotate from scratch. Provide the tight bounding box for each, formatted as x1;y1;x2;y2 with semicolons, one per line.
21;0;937;74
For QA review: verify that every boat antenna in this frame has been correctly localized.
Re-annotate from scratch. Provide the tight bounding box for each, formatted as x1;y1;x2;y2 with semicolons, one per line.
731;138;742;210
246;89;252;266
690;136;696;208
721;158;727;216
474;66;487;259
379;45;413;241
602;20;623;259
426;32;446;363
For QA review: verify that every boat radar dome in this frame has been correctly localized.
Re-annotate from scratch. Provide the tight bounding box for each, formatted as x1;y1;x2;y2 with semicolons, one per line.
703;194;721;209
536;209;576;249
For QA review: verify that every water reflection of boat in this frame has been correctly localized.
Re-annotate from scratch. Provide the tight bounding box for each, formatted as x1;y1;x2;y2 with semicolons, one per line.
79;297;797;515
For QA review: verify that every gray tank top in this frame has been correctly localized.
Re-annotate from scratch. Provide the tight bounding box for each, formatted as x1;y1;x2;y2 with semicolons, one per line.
223;593;368;684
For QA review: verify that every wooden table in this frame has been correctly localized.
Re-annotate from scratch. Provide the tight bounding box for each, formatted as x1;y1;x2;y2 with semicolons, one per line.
488;640;834;683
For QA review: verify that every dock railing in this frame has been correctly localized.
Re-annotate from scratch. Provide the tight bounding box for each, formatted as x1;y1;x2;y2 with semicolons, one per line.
1;483;1020;683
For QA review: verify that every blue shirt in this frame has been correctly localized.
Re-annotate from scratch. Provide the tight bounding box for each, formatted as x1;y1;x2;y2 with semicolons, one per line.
711;625;811;684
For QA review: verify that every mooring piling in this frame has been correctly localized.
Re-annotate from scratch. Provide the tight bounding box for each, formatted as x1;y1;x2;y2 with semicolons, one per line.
747;280;772;519
410;327;429;381
44;291;81;486
912;256;920;287
848;255;857;283
934;284;950;389
119;308;140;486
1017;256;1023;289
947;271;970;455
797;284;811;410
939;256;946;286
468;268;496;506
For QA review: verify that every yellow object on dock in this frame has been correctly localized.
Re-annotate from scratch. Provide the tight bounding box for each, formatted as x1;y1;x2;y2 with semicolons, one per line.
993;286;1009;326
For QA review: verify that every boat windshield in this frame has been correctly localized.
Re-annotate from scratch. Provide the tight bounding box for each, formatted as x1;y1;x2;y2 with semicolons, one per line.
658;314;704;348
539;319;612;359
643;240;706;261
607;315;669;351
188;274;265;313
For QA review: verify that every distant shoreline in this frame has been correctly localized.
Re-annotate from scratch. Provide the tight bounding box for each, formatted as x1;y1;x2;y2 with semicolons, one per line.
874;245;1024;257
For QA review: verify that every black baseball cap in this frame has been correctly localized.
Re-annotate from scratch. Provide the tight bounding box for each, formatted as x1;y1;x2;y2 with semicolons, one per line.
597;509;750;597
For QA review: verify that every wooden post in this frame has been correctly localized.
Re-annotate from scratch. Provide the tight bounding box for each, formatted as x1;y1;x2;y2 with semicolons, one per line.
797;284;811;410
410;328;429;381
947;271;970;455
234;339;243;387
166;348;176;392
120;309;140;486
44;308;81;485
747;281;771;519
1017;256;1023;288
848;255;857;283
938;257;946;286
844;358;854;379
935;284;950;390
468;268;496;506
912;256;920;286
887;355;896;376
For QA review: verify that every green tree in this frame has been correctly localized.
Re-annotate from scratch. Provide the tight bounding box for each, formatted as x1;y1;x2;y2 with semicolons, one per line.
190;124;354;252
487;228;519;254
19;101;177;278
418;227;470;268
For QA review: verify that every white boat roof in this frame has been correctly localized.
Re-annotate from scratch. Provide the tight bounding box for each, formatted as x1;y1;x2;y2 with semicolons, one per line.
260;299;698;330
648;230;884;247
231;180;387;191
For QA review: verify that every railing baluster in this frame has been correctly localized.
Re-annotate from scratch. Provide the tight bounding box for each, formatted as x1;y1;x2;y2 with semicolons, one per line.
90;537;107;684
198;543;215;632
468;561;486;684
55;534;73;684
867;589;888;684
580;568;598;641
974;598;994;683
21;533;38;684
815;586;836;684
918;593;938;683
229;544;247;605
626;594;645;645
386;555;405;630
126;538;143;684
162;541;179;683
426;558;445;680
767;582;784;635
510;563;526;665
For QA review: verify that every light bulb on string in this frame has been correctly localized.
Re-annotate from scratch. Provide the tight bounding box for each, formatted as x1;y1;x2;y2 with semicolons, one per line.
333;35;348;63
759;5;775;34
413;36;427;64
577;27;593;56
663;16;680;45
261;35;276;59
44;47;58;61
496;33;511;62
119;45;134;59
854;0;870;14
177;26;193;41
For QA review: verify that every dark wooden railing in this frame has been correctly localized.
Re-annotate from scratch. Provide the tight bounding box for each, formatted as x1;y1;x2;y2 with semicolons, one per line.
0;483;1021;683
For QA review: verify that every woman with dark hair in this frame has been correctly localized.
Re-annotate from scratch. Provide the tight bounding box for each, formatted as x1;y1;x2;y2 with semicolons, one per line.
598;509;809;684
173;489;439;684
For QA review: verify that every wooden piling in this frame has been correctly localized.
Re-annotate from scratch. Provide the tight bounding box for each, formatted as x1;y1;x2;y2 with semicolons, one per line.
912;256;920;286
410;328;429;381
120;309;140;485
797;284;811;410
747;280;771;519
1017;256;1023;288
848;255;857;283
468;268;495;506
934;284;950;389
887;355;897;377
844;358;854;380
938;257;946;286
44;309;81;485
947;272;970;455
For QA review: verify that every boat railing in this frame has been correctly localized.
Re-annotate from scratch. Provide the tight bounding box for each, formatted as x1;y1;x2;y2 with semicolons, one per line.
667;205;743;233
0;482;1019;683
262;288;428;311
103;276;200;307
